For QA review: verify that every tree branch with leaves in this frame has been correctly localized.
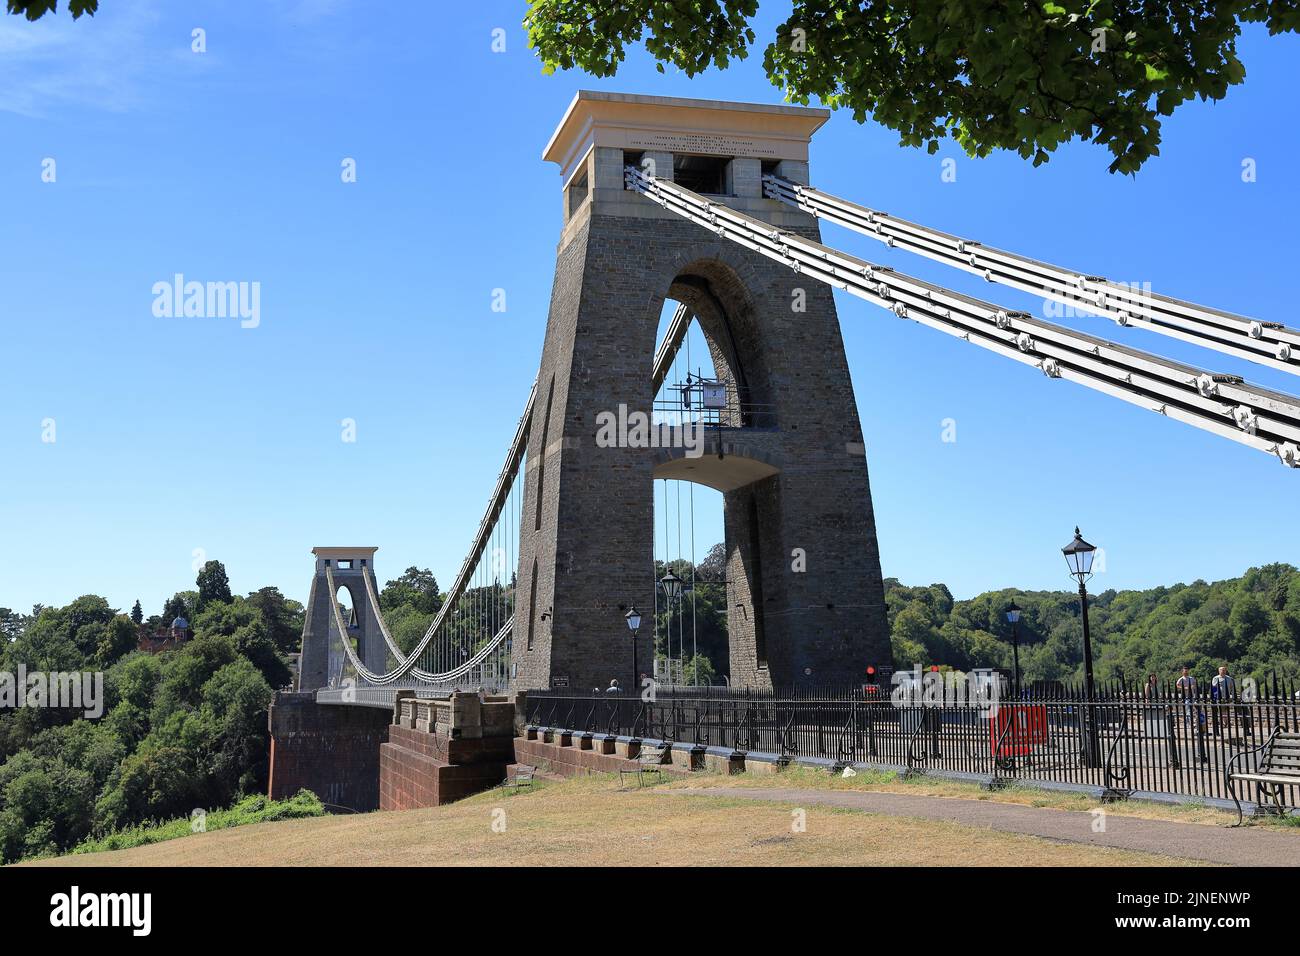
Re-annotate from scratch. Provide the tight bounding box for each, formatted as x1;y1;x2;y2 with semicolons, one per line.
6;0;97;20
525;1;1300;173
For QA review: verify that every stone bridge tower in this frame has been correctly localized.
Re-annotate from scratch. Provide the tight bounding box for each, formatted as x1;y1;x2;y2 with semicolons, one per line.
297;546;388;691
512;92;891;692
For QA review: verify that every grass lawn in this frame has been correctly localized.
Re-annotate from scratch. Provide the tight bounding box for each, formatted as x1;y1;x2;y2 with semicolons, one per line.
668;766;1300;830
24;772;1222;867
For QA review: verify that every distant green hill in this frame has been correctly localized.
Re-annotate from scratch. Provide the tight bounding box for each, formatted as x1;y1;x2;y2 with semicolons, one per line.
885;563;1300;687
0;561;301;865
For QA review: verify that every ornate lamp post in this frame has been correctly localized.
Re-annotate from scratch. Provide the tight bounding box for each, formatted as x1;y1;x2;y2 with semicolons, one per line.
625;606;641;694
1062;527;1101;767
659;570;683;683
1005;601;1023;699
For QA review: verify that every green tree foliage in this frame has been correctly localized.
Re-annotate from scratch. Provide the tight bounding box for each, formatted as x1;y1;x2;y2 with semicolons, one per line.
191;598;292;689
5;0;97;20
885;563;1300;686
0;577;287;862
2;597;130;677
161;591;197;624
245;587;305;656
91;639;274;837
380;567;443;617
385;604;435;657
106;653;162;712
652;557;729;681
526;1;1300;174
0;751;94;861
0;607;31;643
93;615;138;667
682;653;717;686
130;600;143;626
674;581;729;674
377;568;450;656
73;789;324;855
696;542;727;583
195;560;233;610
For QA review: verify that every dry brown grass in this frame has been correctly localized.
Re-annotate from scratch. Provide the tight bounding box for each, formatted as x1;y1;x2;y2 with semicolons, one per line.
670;766;1300;831
27;773;1205;868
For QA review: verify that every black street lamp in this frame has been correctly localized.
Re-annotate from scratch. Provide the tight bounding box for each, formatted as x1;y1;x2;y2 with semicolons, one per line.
1062;527;1101;768
625;606;641;694
1005;601;1022;698
659;570;683;683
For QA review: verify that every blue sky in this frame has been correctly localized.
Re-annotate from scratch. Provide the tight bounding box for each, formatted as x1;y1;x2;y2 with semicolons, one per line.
1;1;1297;617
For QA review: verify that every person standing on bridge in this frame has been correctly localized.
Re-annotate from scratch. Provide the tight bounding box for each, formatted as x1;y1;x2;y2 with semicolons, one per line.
1211;665;1235;699
1139;672;1166;740
1211;666;1232;736
1212;665;1251;739
605;678;622;694
1175;667;1206;767
1175;666;1199;725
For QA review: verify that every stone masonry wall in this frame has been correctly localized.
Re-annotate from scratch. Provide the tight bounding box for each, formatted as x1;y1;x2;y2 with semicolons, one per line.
378;694;518;810
379;725;513;809
510;190;891;692
267;691;390;812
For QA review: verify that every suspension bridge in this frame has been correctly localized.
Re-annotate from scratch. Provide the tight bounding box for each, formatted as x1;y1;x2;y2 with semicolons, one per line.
294;91;1299;715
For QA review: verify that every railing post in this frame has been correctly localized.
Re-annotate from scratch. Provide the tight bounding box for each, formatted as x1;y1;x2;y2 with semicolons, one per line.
902;704;928;779
987;705;1016;791
1164;704;1181;771
867;698;877;758
816;697;826;755
1101;696;1133;802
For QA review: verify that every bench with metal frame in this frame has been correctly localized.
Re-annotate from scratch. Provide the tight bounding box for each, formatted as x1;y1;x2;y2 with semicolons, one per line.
1226;728;1300;825
508;764;537;789
619;743;669;788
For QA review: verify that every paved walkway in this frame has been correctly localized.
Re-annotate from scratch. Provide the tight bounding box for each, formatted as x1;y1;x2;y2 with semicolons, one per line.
673;787;1299;866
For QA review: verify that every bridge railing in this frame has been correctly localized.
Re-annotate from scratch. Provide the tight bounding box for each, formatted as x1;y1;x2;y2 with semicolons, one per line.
317;675;513;709
526;676;1299;803
653;378;777;430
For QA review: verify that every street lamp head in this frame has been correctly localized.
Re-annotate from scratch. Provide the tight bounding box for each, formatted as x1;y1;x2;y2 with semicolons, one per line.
1062;526;1097;581
1005;601;1022;624
624;606;641;632
659;570;684;604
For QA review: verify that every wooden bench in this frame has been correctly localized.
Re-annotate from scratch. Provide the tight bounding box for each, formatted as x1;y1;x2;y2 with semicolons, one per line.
508;764;537;789
1226;729;1300;825
619;744;669;788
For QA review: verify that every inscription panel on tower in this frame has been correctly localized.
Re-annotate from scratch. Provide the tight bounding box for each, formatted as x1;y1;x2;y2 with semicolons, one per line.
624;131;774;158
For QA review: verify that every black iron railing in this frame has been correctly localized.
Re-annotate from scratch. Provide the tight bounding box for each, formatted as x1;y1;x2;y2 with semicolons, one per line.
525;675;1299;803
653;378;777;430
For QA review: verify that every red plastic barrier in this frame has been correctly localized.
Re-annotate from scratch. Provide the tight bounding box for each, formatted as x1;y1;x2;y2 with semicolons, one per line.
989;704;1048;757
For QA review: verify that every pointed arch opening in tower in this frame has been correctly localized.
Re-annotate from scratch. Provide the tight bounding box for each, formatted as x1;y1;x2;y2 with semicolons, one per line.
650;298;730;688
334;582;359;652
